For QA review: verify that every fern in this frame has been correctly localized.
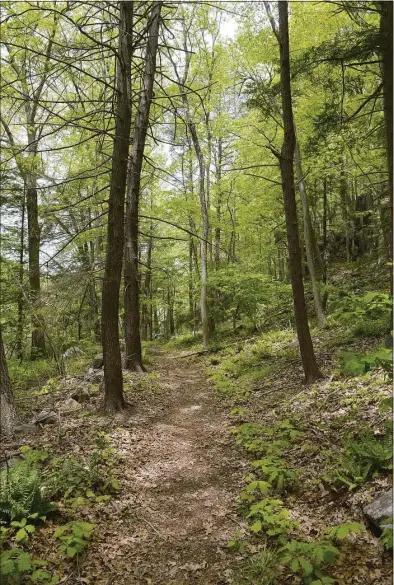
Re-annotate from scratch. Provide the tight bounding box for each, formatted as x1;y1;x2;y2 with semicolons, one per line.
347;432;392;470
326;431;392;491
0;462;56;522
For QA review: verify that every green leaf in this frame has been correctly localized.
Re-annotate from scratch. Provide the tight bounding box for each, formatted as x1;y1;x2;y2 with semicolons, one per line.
15;528;27;542
1;559;15;575
16;552;32;571
250;520;262;533
299;557;313;576
66;546;77;558
290;557;299;572
95;495;111;502
110;479;120;490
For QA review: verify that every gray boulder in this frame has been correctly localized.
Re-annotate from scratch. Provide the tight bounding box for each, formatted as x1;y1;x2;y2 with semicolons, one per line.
31;410;58;425
85;367;104;384
92;354;104;369
0;455;23;471
62;346;84;360
14;423;36;434
363;489;393;530
70;387;90;403
58;397;82;412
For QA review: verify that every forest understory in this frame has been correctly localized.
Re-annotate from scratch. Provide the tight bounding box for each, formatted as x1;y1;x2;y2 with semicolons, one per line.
1;277;392;584
1;1;393;584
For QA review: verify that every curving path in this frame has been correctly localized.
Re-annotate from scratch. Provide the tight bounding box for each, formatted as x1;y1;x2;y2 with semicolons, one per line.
88;352;247;585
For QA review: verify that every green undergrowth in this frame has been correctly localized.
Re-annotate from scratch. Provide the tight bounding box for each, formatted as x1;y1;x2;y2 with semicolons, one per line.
209;310;392;584
0;432;119;584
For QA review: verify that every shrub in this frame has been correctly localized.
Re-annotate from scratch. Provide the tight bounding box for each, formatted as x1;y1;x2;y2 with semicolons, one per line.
327;291;391;337
0;462;56;522
0;548;59;584
247;498;298;540
44;433;120;502
339;347;392;378
54;521;95;558
325;430;392;491
280;524;365;585
251;456;299;493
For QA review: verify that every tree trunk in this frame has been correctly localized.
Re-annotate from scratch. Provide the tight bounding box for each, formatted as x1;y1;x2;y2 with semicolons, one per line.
16;190;25;360
379;1;393;259
124;2;161;372
339;161;352;262
101;1;134;413
294;140;325;327
143;229;153;340
322;177;328;284
377;1;393;304
322;177;328;310
215;137;222;266
277;0;322;383
27;174;45;359
195;137;210;350
185;121;209;349
0;329;17;436
188;238;195;328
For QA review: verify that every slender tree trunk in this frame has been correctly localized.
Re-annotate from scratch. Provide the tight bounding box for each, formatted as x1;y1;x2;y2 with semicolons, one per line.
185;121;209;349
294;140;325;327
339;162;351;262
277;0;322;383
206;112;213;263
215;137;222;266
294;138;323;274
0;329;17;436
101;1;134;413
176;40;210;349
26;169;45;359
16;190;25;360
143;229;153;340
167;285;175;336
322;177;328;311
124;2;161;372
323;177;328;285
195;138;210;350
189;238;195;328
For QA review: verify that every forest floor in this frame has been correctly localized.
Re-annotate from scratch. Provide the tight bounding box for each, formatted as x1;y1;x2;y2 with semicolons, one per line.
3;323;392;584
5;350;249;585
85;350;248;584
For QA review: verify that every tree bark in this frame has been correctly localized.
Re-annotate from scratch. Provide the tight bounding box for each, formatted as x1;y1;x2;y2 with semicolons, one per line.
173;31;210;350
101;1;134;412
124;2;161;372
294;139;325;327
26;138;45;359
0;329;17;436
277;0;323;383
215;137;223;266
377;1;393;270
322;177;328;310
189;123;210;350
16;190;25;360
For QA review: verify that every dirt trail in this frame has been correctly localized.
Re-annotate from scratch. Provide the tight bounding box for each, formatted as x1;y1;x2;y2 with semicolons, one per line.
89;352;247;584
